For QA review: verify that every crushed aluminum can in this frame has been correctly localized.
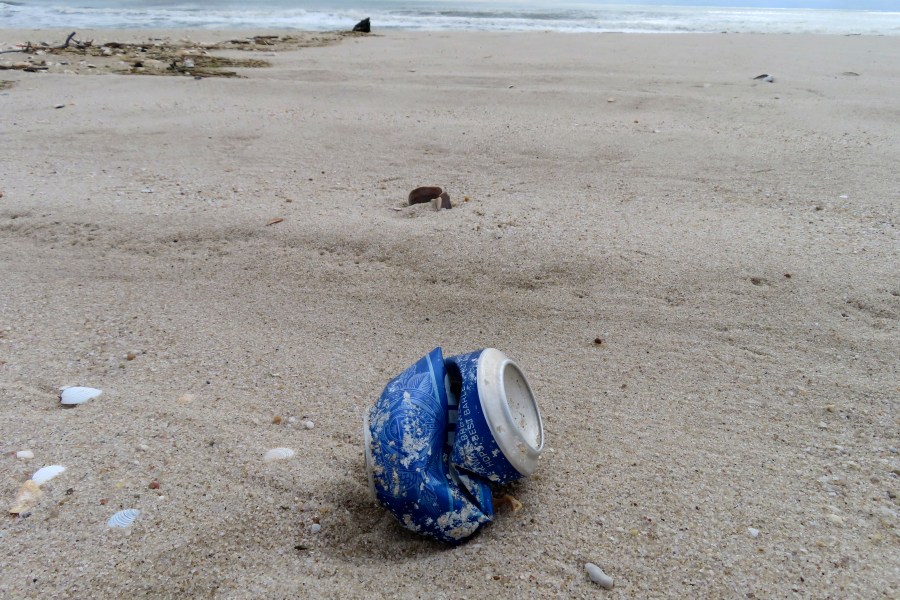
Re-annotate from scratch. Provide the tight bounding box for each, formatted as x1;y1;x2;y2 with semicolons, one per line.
364;347;493;543
364;347;544;543
446;348;544;484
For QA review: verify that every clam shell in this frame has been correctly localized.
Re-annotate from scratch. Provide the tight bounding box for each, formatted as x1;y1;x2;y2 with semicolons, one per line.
107;508;140;528
32;465;66;485
60;386;102;405
9;480;42;515
16;450;34;460
263;447;295;462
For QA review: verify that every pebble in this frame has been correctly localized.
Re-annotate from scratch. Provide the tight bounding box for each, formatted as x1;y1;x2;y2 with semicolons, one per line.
263;447;295;462
304;420;315;430
54;103;65;109
818;421;828;429
16;450;34;460
585;563;614;589
310;523;321;534
827;513;845;526
748;527;760;538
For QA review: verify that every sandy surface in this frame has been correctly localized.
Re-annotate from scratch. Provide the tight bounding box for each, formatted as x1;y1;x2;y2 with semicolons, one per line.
1;29;898;598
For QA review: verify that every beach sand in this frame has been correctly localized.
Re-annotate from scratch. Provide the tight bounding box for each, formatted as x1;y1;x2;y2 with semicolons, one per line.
1;29;898;598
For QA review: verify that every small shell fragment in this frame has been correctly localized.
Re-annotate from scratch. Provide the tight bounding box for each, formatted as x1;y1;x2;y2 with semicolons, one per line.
494;493;523;513
16;450;34;460
263;447;295;462
585;563;614;589
9;480;42;515
60;386;102;405
107;508;140;528
32;465;66;485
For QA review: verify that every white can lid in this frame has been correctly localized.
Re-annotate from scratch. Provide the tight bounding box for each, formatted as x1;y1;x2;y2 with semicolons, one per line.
476;348;544;476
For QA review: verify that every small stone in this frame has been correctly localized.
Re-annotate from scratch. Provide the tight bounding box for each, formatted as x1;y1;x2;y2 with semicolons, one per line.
126;351;137;361
54;103;65;109
310;523;322;534
352;17;371;33
137;444;150;452
585;563;613;589
818;422;828;430
607;97;615;102
748;527;760;538
304;420;315;430
16;450;34;460
149;480;160;490
825;404;835;413
827;513;844;526
99;498;108;505
272;415;282;424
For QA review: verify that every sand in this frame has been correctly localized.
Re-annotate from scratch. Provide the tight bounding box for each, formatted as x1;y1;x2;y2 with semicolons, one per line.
1;29;898;598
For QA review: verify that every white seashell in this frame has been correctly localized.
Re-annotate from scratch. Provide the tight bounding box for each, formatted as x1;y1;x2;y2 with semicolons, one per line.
585;563;614;589
32;465;66;485
263;447;295;463
107;508;140;528
60;386;102;405
16;450;34;460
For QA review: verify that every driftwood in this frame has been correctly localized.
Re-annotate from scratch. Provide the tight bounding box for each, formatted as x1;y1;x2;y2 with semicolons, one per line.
0;31;89;54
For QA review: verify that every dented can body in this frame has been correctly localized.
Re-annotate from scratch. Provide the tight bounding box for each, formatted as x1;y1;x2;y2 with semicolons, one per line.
364;347;493;543
364;347;544;543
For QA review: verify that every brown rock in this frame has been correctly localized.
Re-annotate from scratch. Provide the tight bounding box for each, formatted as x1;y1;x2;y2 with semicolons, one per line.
408;186;442;206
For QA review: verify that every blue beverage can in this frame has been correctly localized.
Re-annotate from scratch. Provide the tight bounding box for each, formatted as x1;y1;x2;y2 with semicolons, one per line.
446;348;544;484
363;347;493;543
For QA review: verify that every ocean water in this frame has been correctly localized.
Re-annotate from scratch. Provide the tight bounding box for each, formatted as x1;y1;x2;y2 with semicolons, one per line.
1;1;898;35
